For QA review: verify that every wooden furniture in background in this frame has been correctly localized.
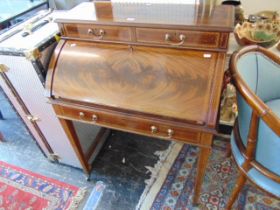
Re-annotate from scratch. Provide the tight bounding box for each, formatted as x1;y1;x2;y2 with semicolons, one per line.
46;1;234;203
227;45;280;209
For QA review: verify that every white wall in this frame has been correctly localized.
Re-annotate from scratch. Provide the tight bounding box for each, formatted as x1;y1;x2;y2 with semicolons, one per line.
241;0;280;15
217;0;280;15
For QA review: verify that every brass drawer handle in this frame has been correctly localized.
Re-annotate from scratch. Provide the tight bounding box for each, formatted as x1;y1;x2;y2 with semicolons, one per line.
92;114;98;122
167;129;174;138
150;125;158;134
88;28;105;39
165;34;186;46
79;112;85;118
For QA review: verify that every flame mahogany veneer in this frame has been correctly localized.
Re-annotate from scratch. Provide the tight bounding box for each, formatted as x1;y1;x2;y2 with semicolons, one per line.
45;1;234;204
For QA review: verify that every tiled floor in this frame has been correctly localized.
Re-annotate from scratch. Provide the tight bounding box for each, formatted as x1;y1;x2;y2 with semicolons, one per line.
0;87;170;209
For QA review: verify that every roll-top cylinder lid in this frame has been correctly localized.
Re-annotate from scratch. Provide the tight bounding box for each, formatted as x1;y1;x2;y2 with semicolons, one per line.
47;40;223;125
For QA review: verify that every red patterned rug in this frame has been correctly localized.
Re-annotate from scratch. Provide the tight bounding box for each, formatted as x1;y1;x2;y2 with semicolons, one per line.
137;139;280;210
0;161;86;209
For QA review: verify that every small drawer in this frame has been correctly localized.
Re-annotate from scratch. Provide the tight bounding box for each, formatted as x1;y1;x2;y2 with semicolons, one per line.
136;28;220;49
63;24;132;42
56;105;200;144
58;107;99;123
148;124;200;144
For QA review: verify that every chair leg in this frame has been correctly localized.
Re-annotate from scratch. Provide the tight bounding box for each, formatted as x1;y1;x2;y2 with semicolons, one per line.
225;142;232;157
226;173;246;210
0;132;4;142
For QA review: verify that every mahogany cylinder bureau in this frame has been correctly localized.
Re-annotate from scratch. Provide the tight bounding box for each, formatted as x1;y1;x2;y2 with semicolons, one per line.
46;2;234;204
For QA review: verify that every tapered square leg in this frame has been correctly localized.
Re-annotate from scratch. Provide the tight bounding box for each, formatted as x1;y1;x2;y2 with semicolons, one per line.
226;142;232;157
193;133;213;205
58;118;92;175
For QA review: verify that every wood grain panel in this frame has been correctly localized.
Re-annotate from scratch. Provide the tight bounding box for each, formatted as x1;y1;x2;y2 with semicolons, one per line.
51;40;221;124
53;104;201;144
136;28;220;49
219;32;230;49
63;23;131;42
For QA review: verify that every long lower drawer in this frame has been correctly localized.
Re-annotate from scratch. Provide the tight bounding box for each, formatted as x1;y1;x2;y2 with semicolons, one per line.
53;104;202;144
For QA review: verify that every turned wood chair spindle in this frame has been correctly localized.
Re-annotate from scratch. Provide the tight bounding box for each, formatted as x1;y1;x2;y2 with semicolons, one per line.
227;45;280;209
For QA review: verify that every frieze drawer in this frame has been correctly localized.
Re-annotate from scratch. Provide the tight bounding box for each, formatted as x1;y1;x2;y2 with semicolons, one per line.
136;28;220;49
62;24;132;42
54;105;201;144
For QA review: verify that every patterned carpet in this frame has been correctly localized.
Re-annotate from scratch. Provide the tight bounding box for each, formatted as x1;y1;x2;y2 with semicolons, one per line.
0;86;171;210
0;160;85;209
139;140;280;210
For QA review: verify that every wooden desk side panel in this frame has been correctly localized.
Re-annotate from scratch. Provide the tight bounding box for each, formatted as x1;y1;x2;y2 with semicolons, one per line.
207;52;227;128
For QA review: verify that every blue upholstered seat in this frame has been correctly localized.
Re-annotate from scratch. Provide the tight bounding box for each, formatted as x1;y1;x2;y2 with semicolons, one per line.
236;52;280;144
227;46;280;209
257;99;280;176
231;100;280;197
236;51;280;175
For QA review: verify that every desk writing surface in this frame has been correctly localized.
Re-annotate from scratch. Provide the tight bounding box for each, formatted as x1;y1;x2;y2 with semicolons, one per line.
55;1;234;31
51;40;221;124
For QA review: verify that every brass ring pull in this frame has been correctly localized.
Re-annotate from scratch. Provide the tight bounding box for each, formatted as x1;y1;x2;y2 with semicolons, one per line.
167;129;174;138
88;28;105;39
150;125;158;134
165;34;186;46
92;114;98;122
79;112;85;118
